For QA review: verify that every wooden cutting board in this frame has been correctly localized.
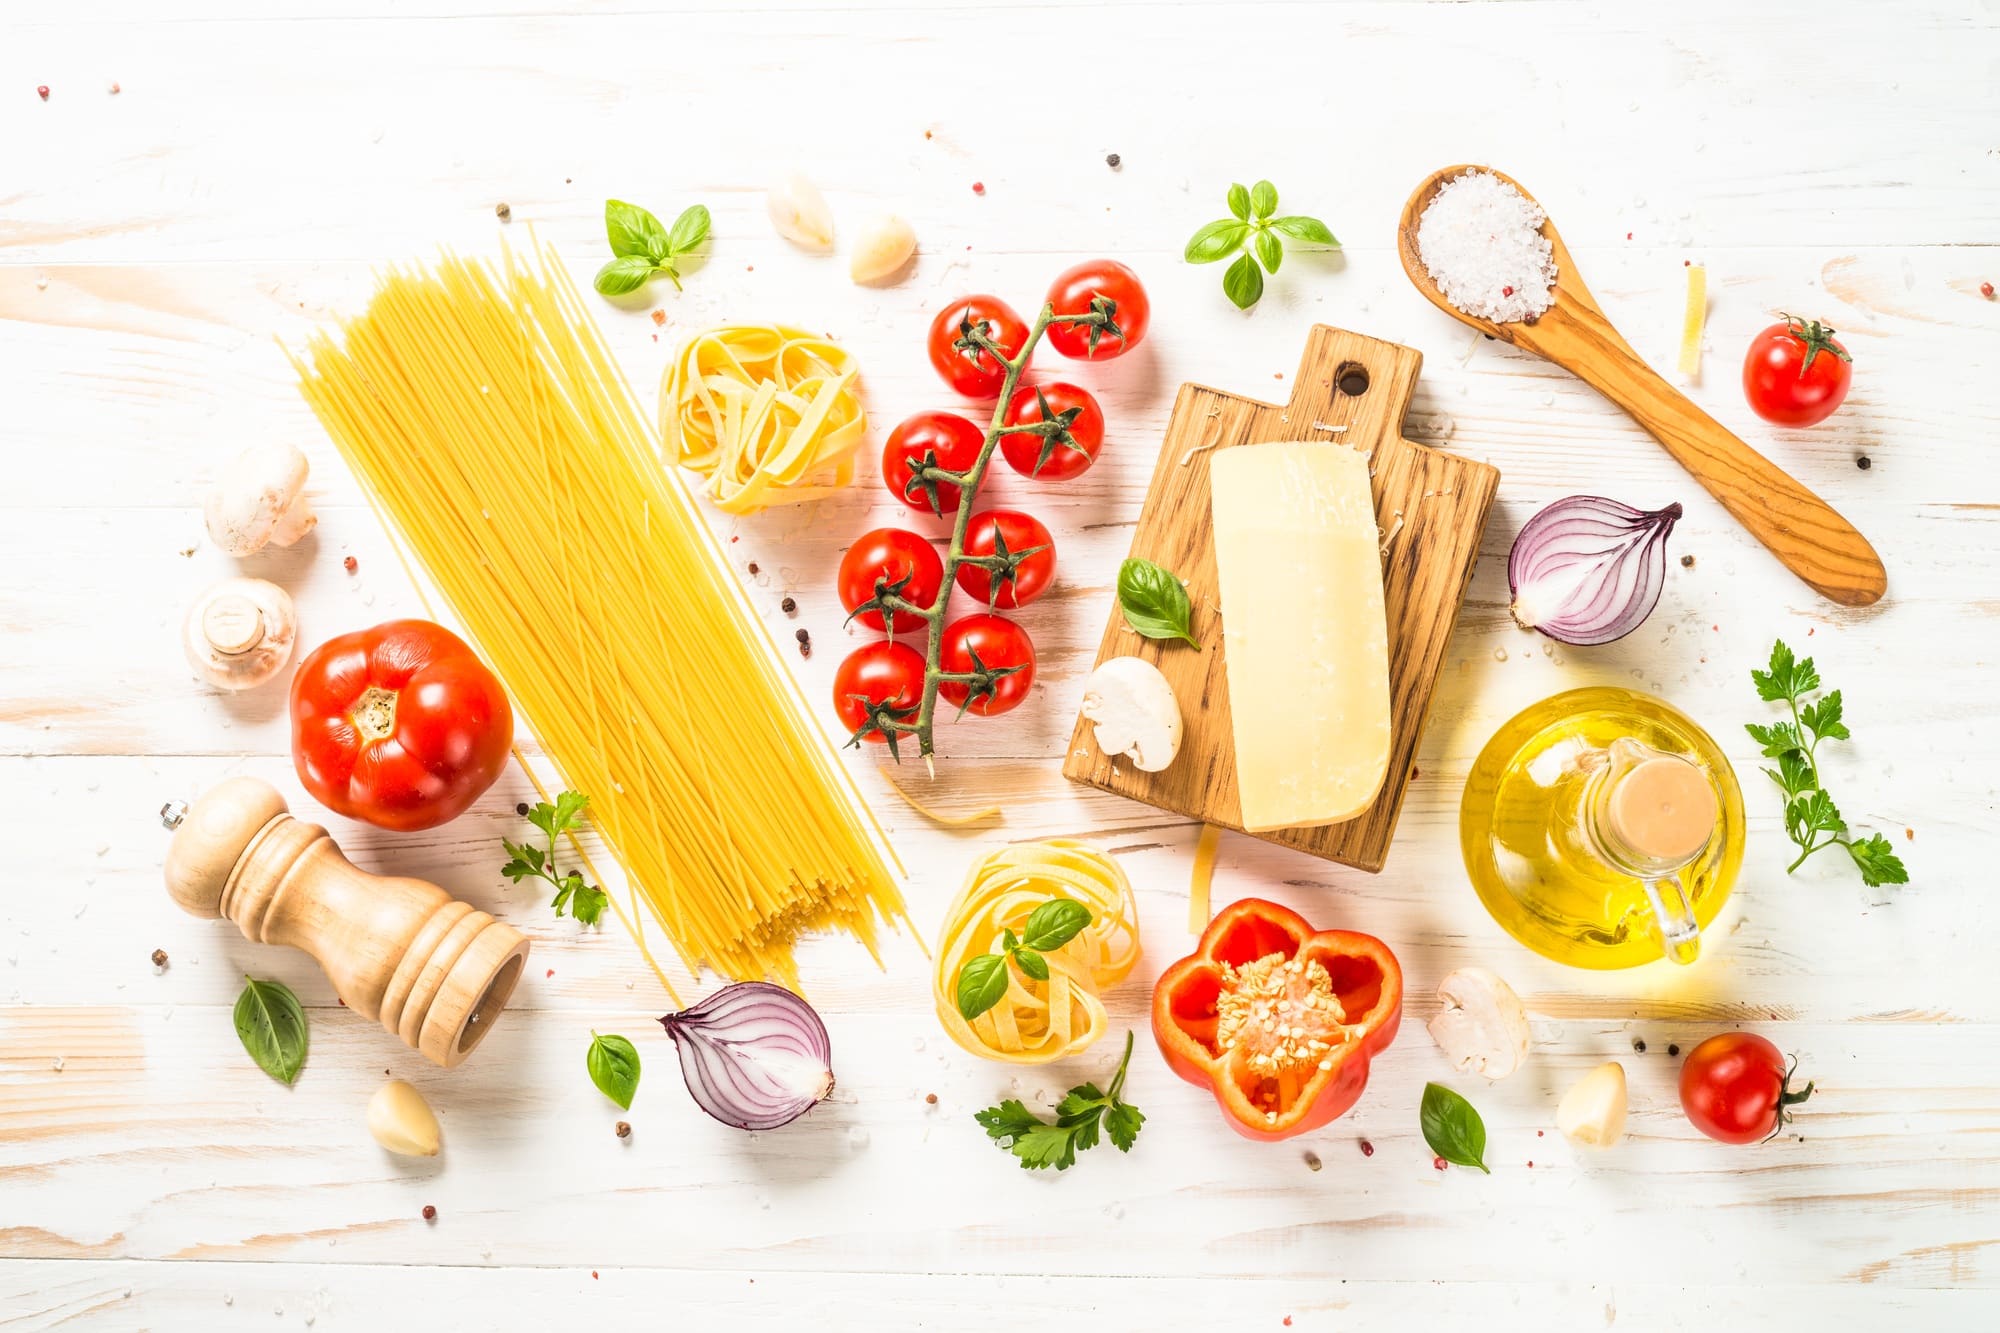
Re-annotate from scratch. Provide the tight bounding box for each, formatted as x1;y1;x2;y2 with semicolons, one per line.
1061;325;1500;873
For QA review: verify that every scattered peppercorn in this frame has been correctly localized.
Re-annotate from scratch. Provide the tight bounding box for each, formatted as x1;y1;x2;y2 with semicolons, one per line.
795;628;810;644
1680;553;1695;568
1359;1140;1374;1158
516;802;529;817
1502;285;1514;298
747;562;759;576
495;203;512;223
924;1093;938;1105
1105;153;1121;169
1433;1155;1447;1171
650;309;667;327
780;596;797;614
971;181;986;195
1668;1043;1681;1057
1856;455;1872;470
1303;1150;1321;1171
421;1205;437;1222
615;1121;631;1139
37;85;50;101
1633;1037;1647;1053
343;555;358;573
796;630;811;658
1983;281;1996;300
151;948;168;970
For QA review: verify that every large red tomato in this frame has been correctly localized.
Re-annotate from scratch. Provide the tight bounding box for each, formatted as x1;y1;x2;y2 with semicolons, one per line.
1044;260;1150;360
1679;1032;1815;1144
290;620;513;831
999;381;1105;481
937;614;1036;717
837;528;946;634
954;510;1056;609
882;411;985;517
927;295;1030;398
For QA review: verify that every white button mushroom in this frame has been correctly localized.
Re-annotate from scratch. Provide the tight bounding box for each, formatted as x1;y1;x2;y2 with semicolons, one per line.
766;174;836;252
204;442;317;557
1556;1061;1629;1148
1427;967;1532;1080
182;578;298;692
849;215;917;285
1080;657;1182;772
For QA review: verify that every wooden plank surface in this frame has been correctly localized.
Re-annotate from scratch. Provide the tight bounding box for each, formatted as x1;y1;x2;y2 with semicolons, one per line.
1061;325;1499;870
3;0;1999;1327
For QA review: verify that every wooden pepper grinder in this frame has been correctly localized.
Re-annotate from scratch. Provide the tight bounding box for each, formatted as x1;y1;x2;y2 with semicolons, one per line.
161;777;530;1068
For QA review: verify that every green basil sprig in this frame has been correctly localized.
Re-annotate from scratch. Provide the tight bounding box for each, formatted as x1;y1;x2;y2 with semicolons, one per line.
1420;1081;1491;1174
1185;180;1338;311
1117;557;1200;648
234;976;309;1085
955;898;1094;1021
587;1032;642;1110
595;198;711;296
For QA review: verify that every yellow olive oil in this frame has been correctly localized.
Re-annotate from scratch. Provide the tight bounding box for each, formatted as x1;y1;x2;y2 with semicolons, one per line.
1459;686;1744;969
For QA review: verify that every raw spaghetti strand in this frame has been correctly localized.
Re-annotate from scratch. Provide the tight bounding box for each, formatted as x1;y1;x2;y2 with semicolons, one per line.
933;841;1140;1064
288;240;908;989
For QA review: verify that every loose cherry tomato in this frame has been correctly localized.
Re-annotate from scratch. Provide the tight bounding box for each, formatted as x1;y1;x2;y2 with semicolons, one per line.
999;381;1105;480
937;613;1036;717
832;640;926;748
954;510;1056;610
837;528;946;635
290;619;513;831
1742;315;1852;427
927;295;1030;398
1679;1032;1815;1144
882;411;985;517
1044;260;1150;361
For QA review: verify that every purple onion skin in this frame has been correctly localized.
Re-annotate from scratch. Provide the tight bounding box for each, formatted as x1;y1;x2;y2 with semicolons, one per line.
1507;496;1682;647
659;982;835;1132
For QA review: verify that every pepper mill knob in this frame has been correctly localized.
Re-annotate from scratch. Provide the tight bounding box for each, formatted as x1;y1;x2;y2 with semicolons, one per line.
163;777;530;1067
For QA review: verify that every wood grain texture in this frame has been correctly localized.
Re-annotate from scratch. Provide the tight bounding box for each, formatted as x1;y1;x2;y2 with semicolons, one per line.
1397;165;1888;607
1062;326;1498;871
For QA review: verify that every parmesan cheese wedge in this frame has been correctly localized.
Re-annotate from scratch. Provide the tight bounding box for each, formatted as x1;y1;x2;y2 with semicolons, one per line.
1209;441;1390;832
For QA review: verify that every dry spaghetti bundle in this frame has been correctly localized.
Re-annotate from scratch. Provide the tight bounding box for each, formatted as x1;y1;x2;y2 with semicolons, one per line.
289;240;907;988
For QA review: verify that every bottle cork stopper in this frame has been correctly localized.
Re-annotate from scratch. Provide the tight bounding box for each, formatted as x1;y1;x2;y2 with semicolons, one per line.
1607;756;1717;865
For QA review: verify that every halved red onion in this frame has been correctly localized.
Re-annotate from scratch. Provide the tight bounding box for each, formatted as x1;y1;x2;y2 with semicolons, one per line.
1507;496;1682;646
658;982;834;1131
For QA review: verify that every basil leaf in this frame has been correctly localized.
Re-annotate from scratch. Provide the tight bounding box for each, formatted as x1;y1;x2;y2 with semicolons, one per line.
1249;179;1278;220
1184;219;1250;265
1117;557;1199;647
1268;215;1339;247
1020;897;1092;953
587;1032;642;1110
1253;228;1283;274
1222;252;1265;310
1226;182;1250;222
1420;1082;1491;1174
666;204;711;256
234;976;308;1085
1013;948;1051;982
605;199;670;262
594;255;657;296
956;952;1010;1021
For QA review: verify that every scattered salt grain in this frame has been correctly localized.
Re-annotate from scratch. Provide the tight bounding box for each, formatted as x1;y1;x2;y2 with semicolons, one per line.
1417;170;1558;324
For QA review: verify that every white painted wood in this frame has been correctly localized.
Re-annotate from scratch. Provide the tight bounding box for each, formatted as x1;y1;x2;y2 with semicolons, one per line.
3;0;1997;1326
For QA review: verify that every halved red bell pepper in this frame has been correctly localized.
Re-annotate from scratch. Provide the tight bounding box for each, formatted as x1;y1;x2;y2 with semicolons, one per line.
1152;898;1401;1142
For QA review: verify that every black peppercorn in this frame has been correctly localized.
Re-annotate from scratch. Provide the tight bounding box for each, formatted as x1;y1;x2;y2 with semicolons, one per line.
515;802;529;817
780;596;797;614
1680;554;1695;568
1106;153;1121;169
747;561;760;575
1633;1037;1647;1053
1856;456;1872;470
1668;1043;1681;1057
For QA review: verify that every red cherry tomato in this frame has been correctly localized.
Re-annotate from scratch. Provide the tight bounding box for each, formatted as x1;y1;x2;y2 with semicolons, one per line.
837;528;946;635
832;640;926;745
1679;1032;1815;1144
937;613;1036;717
290;619;513;831
882;411;985;517
954;510;1057;610
999;381;1105;481
927;295;1030;398
1044;260;1150;361
1742;316;1852;427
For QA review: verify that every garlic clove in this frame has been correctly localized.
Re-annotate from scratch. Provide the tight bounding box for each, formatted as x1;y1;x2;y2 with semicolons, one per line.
1427;967;1532;1080
766;174;835;252
849;215;917;285
1556;1061;1628;1148
368;1079;441;1157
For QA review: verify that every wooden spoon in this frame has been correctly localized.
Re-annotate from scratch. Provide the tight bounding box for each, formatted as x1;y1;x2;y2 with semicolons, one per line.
1397;165;1886;607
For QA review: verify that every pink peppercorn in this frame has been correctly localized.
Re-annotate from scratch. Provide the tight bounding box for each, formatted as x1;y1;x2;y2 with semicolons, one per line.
971;181;986;195
1359;1139;1374;1157
37;85;50;101
1983;281;1995;300
1433;1156;1447;1171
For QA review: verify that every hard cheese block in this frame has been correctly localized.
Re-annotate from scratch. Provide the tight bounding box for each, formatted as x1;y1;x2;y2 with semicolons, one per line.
1209;441;1391;832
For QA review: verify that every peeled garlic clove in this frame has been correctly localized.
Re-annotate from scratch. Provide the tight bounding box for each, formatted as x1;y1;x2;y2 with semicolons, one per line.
849;215;916;285
1556;1061;1628;1148
368;1079;441;1157
766;174;834;252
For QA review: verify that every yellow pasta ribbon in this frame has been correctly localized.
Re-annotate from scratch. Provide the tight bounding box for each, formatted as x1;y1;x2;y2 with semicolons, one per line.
933;841;1141;1065
660;324;867;514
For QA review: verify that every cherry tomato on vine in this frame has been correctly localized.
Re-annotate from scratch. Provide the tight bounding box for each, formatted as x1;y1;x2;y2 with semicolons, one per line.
937;613;1036;718
1678;1032;1814;1144
832;640;926;749
1044;260;1150;361
999;381;1105;481
927;295;1030;398
955;510;1056;610
882;411;985;517
1742;315;1852;427
837;528;946;635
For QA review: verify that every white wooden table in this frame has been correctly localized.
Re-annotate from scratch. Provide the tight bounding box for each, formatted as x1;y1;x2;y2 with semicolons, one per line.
5;1;1997;1326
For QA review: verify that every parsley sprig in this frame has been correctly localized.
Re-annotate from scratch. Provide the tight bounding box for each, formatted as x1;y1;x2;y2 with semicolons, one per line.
974;1031;1145;1171
1747;640;1908;888
502;791;610;925
594;198;710;296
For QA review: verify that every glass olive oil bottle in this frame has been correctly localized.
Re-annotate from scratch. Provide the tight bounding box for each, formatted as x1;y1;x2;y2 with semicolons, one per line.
1460;686;1744;969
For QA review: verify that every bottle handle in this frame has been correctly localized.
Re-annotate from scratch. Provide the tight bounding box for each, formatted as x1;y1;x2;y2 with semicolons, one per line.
1640;875;1702;965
